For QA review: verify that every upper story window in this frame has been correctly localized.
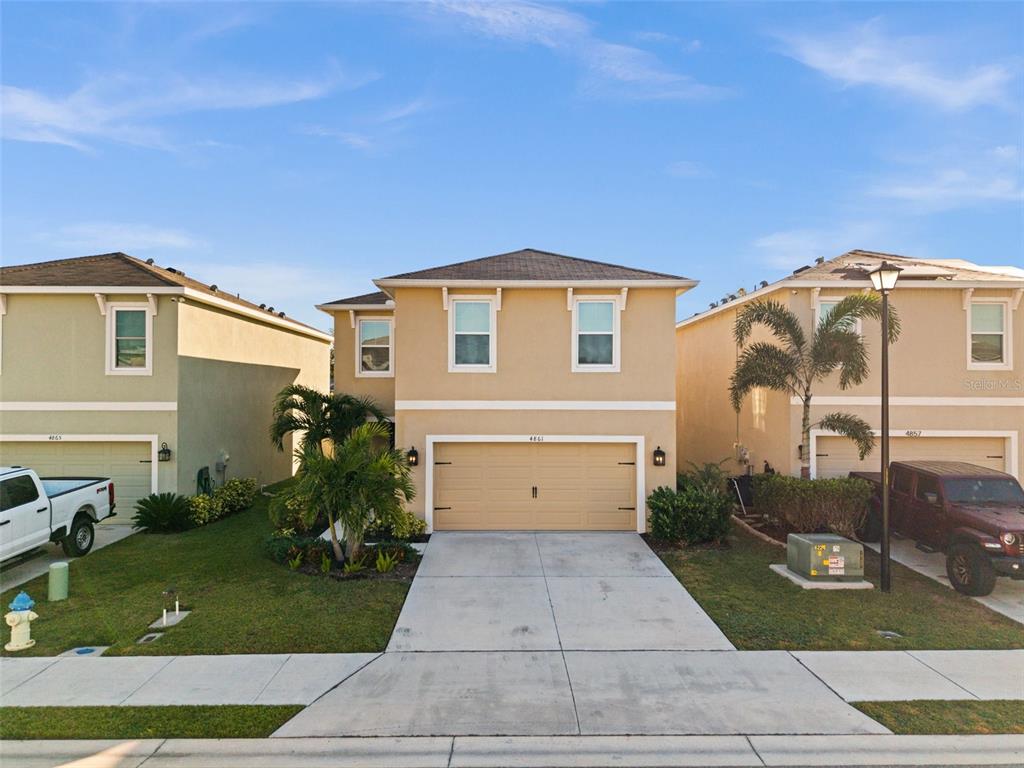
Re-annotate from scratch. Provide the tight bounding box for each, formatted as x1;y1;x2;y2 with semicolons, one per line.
969;300;1010;370
356;318;393;377
572;297;620;372
449;298;496;373
106;303;152;376
816;297;862;334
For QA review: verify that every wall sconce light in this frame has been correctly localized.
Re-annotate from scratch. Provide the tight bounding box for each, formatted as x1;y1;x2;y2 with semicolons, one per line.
157;442;172;462
653;446;666;467
407;447;419;466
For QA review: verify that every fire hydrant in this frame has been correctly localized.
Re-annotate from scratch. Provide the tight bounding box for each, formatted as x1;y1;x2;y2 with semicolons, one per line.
5;591;38;652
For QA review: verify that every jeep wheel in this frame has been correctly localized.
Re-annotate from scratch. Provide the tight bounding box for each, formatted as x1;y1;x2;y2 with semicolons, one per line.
946;543;996;597
61;515;95;557
858;502;882;543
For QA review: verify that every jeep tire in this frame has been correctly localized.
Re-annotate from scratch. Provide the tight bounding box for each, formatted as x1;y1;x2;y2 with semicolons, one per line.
946;543;997;597
61;514;95;557
858;501;882;543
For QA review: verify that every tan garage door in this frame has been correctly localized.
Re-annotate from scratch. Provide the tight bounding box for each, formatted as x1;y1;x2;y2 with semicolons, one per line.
816;435;1008;478
434;442;637;531
0;441;153;517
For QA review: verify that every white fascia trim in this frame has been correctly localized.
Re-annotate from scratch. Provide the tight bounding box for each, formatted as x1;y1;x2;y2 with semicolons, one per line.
2;286;182;295
0;402;177;411
316;302;395;313
182;289;332;343
809;428;1019;480
424;434;646;533
354;316;395;378
397;400;676;411
790;396;1024;407
375;278;696;290
0;433;161;493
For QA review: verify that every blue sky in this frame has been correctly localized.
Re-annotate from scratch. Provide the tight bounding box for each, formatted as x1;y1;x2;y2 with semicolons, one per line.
2;1;1021;328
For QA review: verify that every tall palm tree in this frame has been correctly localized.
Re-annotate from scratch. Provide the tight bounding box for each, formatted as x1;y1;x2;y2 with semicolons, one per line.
292;422;415;561
269;385;387;454
729;294;901;478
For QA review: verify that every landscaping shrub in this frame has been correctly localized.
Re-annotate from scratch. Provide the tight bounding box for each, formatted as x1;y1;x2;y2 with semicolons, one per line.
753;474;872;537
215;478;259;516
268;485;324;533
263;532;333;567
188;493;225;527
646;484;733;545
133;493;193;533
365;509;427;542
678;461;731;496
648;486;685;541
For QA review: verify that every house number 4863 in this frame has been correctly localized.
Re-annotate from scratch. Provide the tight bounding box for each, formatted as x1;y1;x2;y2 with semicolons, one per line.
529;435;545;442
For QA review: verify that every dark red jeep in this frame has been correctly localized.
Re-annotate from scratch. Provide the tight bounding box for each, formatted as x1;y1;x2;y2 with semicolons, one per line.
853;461;1024;596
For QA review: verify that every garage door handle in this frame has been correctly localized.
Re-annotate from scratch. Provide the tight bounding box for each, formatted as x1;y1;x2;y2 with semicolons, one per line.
618;507;635;511
433;506;451;511
139;459;153;464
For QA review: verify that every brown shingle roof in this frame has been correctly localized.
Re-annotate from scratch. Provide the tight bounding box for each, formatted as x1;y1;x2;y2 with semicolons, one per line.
378;248;691;282
790;250;1023;283
322;291;391;306
0;252;326;334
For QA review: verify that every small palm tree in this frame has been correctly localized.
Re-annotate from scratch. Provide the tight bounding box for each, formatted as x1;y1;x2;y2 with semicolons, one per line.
269;385;387;454
729;294;900;478
292;422;415;561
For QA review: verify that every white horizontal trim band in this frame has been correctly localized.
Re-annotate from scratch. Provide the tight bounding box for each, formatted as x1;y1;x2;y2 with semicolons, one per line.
0;402;178;412
790;396;1024;407
397;400;676;411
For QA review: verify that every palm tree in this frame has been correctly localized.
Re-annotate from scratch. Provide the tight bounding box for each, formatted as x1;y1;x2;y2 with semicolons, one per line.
269;385;387;454
729;294;901;478
291;422;415;561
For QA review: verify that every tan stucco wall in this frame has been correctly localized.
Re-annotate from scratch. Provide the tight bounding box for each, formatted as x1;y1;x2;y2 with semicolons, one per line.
175;300;330;490
396;409;676;526
0;293;178;401
329;309;396;415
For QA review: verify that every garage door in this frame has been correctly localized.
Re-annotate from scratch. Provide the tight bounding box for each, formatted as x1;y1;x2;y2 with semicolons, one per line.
0;441;153;517
433;442;637;531
816;435;1008;478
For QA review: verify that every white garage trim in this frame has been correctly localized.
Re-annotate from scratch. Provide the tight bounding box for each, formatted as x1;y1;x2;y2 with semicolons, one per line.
790;396;1024;407
809;429;1018;480
397;400;675;411
424;434;646;533
0;434;160;493
0;402;177;411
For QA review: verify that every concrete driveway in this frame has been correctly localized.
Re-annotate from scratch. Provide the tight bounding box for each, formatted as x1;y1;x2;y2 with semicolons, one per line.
276;533;886;738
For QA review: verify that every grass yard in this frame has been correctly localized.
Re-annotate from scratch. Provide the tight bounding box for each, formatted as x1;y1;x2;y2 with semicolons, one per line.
660;528;1023;650
0;705;303;739
855;700;1024;735
0;482;410;656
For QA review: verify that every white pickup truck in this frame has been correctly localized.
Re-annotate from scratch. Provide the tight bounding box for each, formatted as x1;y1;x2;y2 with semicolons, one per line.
0;467;116;562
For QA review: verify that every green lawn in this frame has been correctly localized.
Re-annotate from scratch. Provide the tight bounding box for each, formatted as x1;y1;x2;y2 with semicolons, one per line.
660;528;1023;650
855;700;1024;735
0;483;410;656
0;705;303;739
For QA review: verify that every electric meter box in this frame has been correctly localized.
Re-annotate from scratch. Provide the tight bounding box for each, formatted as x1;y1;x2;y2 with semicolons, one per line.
786;533;864;581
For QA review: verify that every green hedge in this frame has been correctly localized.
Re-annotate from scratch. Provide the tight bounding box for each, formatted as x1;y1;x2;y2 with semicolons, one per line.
647;484;733;544
753;474;872;537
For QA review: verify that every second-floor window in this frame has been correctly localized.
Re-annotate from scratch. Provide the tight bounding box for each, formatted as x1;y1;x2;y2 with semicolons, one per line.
107;304;152;375
449;298;496;372
357;318;393;377
969;301;1009;369
572;297;620;372
817;297;862;334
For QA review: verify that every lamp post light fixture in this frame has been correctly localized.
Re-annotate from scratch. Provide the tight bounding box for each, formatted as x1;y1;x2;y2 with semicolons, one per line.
652;446;666;467
868;260;902;593
406;447;419;467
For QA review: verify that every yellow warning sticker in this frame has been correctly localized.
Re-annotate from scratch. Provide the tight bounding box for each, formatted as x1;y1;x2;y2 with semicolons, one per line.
810;569;818;576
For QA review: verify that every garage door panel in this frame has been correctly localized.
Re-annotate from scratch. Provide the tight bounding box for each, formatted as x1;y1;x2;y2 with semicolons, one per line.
816;436;1007;478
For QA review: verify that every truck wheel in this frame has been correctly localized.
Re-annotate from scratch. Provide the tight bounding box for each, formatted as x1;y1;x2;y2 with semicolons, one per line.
858;503;882;543
946;543;996;597
62;515;95;557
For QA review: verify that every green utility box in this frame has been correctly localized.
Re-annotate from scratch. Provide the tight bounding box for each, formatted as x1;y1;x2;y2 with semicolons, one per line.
786;533;864;582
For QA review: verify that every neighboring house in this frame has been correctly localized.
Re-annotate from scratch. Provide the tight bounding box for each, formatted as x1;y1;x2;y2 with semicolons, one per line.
676;250;1023;480
0;253;331;513
319;248;694;531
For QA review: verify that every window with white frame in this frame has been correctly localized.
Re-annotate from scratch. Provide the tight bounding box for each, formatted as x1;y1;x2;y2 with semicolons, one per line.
106;304;152;375
572;297;619;372
449;298;496;372
969;300;1009;369
816;297;861;334
356;318;393;376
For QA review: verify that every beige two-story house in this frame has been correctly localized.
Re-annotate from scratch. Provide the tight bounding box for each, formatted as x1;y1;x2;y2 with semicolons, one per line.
0;253;331;512
676;250;1023;480
319;248;694;531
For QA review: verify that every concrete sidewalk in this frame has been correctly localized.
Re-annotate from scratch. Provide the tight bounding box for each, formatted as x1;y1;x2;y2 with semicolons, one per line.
3;735;1023;768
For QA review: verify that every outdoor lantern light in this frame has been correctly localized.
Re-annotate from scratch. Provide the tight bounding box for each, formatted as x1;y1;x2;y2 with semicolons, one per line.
869;260;901;594
157;442;172;462
653;446;666;467
407;447;419;466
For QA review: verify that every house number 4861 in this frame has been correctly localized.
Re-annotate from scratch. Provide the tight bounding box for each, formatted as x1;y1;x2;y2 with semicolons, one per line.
529;435;545;442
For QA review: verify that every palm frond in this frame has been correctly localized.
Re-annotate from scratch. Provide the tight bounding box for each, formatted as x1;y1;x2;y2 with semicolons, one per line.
729;342;801;410
733;299;807;354
811;327;870;389
816;412;876;460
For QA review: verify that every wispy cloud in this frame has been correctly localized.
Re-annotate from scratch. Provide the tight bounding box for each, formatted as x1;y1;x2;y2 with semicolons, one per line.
424;1;726;100
300;95;435;153
752;221;888;270
774;18;1015;111
666;160;712;179
631;31;702;53
2;62;374;151
39;222;203;252
298;125;375;151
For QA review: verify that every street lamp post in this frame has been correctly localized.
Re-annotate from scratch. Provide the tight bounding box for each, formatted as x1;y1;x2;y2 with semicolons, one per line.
868;261;902;593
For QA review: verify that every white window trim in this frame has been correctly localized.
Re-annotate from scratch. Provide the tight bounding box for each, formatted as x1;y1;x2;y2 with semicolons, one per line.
571;296;621;373
105;302;153;376
355;316;394;378
814;294;862;335
968;298;1012;371
448;296;497;373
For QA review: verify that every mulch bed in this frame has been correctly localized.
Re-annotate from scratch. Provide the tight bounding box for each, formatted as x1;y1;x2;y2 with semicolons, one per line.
291;550;421;582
